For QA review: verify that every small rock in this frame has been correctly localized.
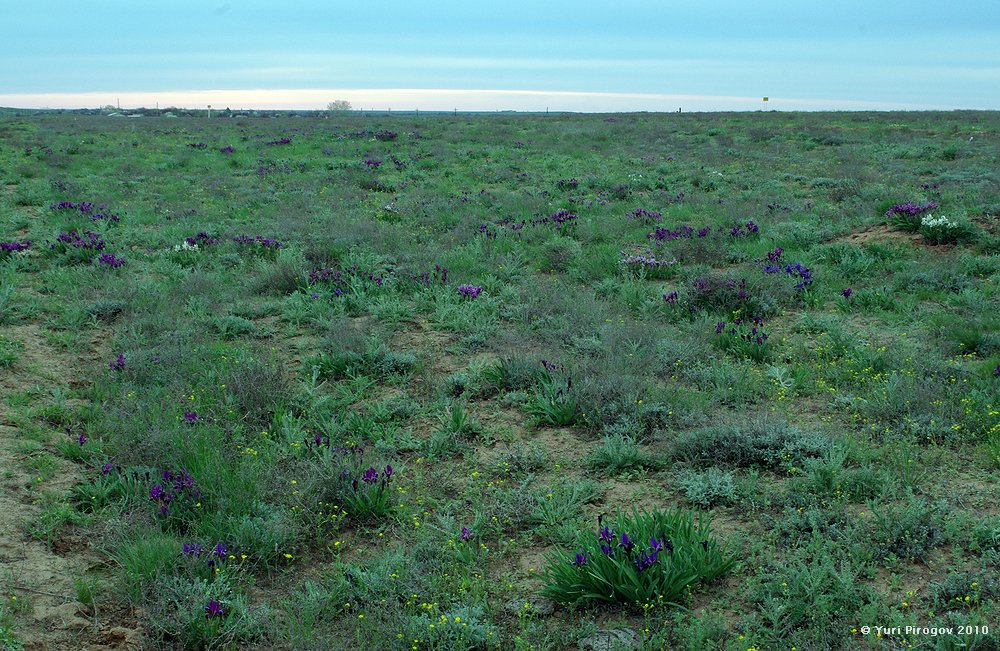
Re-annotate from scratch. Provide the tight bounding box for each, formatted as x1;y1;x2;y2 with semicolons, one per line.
579;628;640;651
503;596;556;616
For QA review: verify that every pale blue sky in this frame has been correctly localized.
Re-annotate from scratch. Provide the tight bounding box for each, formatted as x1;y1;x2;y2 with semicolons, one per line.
3;0;998;110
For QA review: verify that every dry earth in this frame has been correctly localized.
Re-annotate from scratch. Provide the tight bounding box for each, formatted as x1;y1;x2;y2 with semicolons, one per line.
0;325;141;650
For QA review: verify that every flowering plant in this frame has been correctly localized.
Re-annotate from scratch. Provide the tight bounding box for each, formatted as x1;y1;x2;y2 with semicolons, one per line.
540;509;733;607
919;214;976;245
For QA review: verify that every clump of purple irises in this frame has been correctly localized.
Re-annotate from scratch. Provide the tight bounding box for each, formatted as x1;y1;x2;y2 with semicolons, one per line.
0;240;31;254
96;252;125;268
50;201;121;223
584;515;672;574
760;246;813;289
885;201;938;218
457;284;483;299
148;468;202;521
410;264;449;288
532;209;576;227
715;315;769;345
729;220;760;237
647;224;709;242
53;230;106;251
629;208;663;224
233;235;284;249
186;232;219;247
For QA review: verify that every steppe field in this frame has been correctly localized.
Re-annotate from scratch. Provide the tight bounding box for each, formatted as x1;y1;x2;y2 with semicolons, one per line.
0;109;997;651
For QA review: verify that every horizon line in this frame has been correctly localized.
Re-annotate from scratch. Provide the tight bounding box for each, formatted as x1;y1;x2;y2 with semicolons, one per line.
0;88;984;113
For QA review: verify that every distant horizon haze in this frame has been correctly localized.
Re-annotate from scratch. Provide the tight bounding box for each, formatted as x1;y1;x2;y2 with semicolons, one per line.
0;88;986;113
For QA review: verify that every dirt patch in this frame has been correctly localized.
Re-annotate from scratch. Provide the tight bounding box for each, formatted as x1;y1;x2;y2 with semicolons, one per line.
830;223;959;251
0;323;142;649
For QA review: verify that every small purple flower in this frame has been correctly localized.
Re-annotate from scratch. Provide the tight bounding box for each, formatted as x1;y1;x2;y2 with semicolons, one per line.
383;465;394;480
634;550;659;572
205;600;226;619
362;467;379;484
101;463;114;475
109;354;126;371
77;432;87;446
619;532;635;555
746;220;760;234
310;293;319;300
219;145;234;154
993;364;1000;378
212;542;227;559
662;290;678;306
183;411;200;424
598;525;615;544
457;284;483;299
600;543;614;557
841;288;853;298
715;321;726;335
649;536;663;552
572;550;588;567
697;226;710;237
149;484;165;500
182;542;204;556
460;527;473;541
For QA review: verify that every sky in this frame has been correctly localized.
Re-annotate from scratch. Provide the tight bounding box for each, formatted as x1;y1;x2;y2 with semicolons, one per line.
2;0;998;112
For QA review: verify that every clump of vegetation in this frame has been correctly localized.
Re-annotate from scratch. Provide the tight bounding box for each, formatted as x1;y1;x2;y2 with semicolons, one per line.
540;509;733;607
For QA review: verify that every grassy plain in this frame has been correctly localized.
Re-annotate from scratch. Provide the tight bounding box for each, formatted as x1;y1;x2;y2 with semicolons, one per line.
0;110;998;650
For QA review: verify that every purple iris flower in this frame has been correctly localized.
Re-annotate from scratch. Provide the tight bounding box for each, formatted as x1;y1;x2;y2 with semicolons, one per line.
460;527;473;541
634;550;659;572
205;600;226;619
619;532;635;554
572;550;588;567
841;288;853;298
362;467;379;484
